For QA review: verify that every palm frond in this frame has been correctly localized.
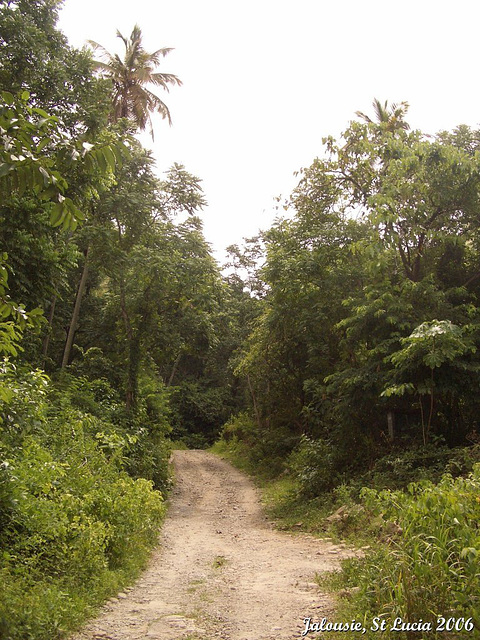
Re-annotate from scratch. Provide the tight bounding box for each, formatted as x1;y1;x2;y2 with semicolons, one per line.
91;25;180;137
90;60;116;74
150;72;182;89
355;110;373;124
141;87;172;124
149;47;175;64
87;40;112;60
130;25;143;46
116;29;129;50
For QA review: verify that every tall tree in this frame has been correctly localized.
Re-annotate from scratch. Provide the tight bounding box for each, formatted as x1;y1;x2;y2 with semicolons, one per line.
60;26;182;364
88;25;182;138
232;111;480;471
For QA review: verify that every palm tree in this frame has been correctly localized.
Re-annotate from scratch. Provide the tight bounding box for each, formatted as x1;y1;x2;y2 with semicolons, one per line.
356;98;410;133
61;27;181;368
88;25;182;139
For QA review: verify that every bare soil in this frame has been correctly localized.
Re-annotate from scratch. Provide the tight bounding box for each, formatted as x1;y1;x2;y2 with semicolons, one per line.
70;450;359;640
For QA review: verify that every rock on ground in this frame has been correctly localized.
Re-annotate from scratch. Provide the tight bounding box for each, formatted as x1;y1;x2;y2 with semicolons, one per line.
70;450;358;640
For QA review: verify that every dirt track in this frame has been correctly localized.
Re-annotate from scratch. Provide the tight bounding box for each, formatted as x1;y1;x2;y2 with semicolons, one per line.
71;450;357;640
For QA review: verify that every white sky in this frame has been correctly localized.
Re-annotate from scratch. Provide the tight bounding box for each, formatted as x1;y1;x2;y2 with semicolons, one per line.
58;0;480;262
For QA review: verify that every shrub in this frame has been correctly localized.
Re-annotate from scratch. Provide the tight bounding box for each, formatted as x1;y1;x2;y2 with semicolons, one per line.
221;412;258;444
336;466;480;638
0;362;167;639
220;412;299;476
288;435;337;496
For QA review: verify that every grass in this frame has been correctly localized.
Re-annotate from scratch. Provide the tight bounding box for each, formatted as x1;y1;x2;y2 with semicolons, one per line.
169;439;189;450
210;439;259;476
212;555;227;569
187;578;206;594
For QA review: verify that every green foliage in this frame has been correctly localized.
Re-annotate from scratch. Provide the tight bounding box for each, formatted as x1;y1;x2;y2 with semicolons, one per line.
332;468;480;639
383;320;478;444
0;255;44;358
122;376;172;491
0;0;111;134
219;412;300;477
385;320;476;386
228;105;480;481
362;444;453;490
0;90;77;229
50;368;172;494
0;90;60;174
288;435;337;497
170;381;231;447
0;362;166;639
159;163;208;217
0;91;124;232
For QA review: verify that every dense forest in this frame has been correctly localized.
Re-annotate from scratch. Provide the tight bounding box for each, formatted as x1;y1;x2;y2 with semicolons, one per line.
1;1;479;638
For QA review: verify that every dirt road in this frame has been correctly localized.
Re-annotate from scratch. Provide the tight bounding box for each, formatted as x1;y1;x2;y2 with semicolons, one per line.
71;450;357;640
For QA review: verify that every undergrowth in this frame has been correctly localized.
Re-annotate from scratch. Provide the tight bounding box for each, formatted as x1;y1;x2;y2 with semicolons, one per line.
0;363;170;640
322;467;480;639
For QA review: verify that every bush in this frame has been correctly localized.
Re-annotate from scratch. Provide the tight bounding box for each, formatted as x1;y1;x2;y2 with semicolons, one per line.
122;375;173;493
221;412;257;443
124;424;172;493
364;442;453;490
335;466;480;638
288;435;337;497
0;362;167;639
220;412;299;477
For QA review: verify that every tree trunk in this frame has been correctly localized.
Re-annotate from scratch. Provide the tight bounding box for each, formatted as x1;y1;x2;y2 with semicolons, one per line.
117;276;139;411
41;294;57;368
125;333;140;411
61;246;90;368
247;373;262;430
167;351;183;387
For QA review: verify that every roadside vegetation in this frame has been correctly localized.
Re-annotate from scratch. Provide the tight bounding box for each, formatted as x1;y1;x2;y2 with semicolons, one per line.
0;364;168;640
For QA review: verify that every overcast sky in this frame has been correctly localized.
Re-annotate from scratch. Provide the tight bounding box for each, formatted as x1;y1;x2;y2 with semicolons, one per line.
58;0;480;262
